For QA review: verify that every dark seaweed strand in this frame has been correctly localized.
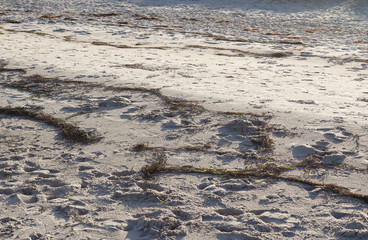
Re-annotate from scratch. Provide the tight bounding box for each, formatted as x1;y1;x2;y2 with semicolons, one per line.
0;107;101;143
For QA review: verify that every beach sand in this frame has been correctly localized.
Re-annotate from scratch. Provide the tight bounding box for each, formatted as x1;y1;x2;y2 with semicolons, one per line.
1;0;368;239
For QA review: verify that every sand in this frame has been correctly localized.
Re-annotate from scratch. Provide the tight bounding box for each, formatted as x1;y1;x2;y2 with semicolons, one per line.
0;0;368;239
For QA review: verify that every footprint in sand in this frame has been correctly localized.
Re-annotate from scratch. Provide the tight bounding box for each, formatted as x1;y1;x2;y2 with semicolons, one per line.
317;127;352;144
323;132;345;143
98;96;131;109
6;194;39;204
216;208;244;216
312;140;330;150
322;154;346;165
291;144;316;159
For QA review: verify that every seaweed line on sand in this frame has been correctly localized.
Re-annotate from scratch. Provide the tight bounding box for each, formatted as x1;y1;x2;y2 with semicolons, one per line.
0;106;101;144
141;157;368;204
1;68;266;118
4;28;368;63
131;143;252;159
5;67;367;203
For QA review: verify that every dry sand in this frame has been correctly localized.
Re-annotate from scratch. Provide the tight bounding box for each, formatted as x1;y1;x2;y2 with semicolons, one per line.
1;0;368;239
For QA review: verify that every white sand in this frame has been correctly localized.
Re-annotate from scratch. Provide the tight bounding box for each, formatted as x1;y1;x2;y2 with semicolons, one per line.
1;0;368;239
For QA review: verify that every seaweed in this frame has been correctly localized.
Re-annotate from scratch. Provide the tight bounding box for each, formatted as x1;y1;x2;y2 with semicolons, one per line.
0;107;101;144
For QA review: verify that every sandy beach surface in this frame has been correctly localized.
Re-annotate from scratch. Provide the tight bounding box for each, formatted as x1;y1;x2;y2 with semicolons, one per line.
1;0;368;239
